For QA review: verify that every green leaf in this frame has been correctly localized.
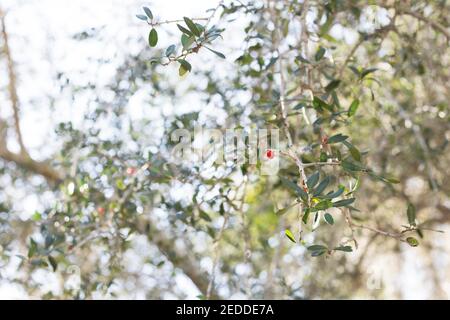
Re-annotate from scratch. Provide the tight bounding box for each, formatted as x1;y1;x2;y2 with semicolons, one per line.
183;17;201;37
280;177;308;201
165;45;176;57
276;202;297;215
136;14;148;21
205;47;225;59
313;96;333;112
149;28;158;47
333;198;355;208
360;67;377;79
319;151;327;162
285;229;296;243
312;200;332;212
343;141;361;162
307;244;328;257
199;210;212;222
348;99;360;117
325;79;341;92
143;7;153;19
315;46;326;61
48;256;58;272
302;208;311;224
28;238;37;258
334;245;352;252
181;34;195;49
327;133;348;144
324;213;334;225
407;203;416;226
321;187;345;199
341;159;365;172
177;24;193;36
178;59;192;76
306;171;320;189
406;237;419;247
313;176;331;196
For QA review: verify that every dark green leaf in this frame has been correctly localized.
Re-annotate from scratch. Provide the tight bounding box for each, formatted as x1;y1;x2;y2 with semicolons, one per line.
341;159;365;172
205;47;226;59
48;256;58;272
333;198;355;207
306;171;320;189
177;24;193;36
321;187;345;199
149;28;158;47
360;67;377;79
313;96;333;112
315;46;326;61
143;7;153;19
302;208;311;224
324;213;334;225
28;238;37;258
313;176;331;196
312;200;332;212
199;210;212;222
327;133;348;144
407;203;416;226
334;245;352;252
343;141;361;162
183;17;201;37
165;45;176;57
325;79;341;92
280;177;308;200
136;14;148;21
348;99;360;117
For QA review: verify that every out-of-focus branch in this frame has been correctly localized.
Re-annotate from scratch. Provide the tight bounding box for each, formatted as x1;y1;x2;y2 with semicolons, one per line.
1;9;28;155
0;145;62;184
400;9;450;41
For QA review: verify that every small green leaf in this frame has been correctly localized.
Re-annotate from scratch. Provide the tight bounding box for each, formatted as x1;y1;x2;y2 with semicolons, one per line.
315;46;326;61
143;7;153;20
280;177;308;201
177;24;193;36
136;14;148;21
313;176;331;196
313;96;332;112
341;159;365;172
407;203;416;226
205;47;225;59
348;99;360;117
319;151;327;162
325;79;340;92
302;208;311;224
343;141;361;162
320;187;345;199
334;245;352;252
276;202;297;215
312;200;332;212
181;34;195;49
178;59;192;76
28;238;37;258
183;17;201;37
307;244;328;257
333;198;355;207
324;213;334;225
149;28;158;47
285;229;296;243
199;210;212;222
360;67;377;79
327;133;348;144
165;45;176;57
306;171;320;189
406;237;419;247
48;256;58;272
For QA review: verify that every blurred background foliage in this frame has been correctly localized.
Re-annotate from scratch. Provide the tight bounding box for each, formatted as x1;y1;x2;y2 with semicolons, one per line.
0;0;449;299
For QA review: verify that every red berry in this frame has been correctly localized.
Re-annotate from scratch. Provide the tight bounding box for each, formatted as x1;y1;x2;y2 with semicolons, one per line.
266;149;275;159
97;207;105;216
126;167;137;175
